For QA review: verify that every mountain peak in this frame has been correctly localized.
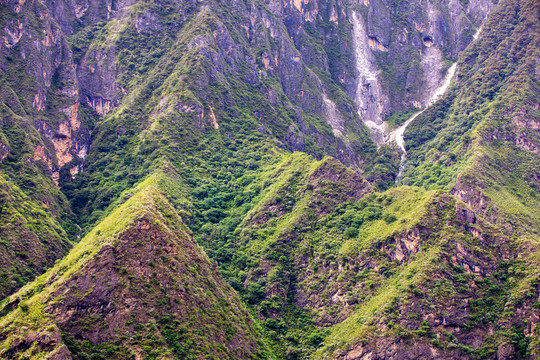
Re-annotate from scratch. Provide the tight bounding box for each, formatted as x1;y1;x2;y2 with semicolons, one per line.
0;184;270;359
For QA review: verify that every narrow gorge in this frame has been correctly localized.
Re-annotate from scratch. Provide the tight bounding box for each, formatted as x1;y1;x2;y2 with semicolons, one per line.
387;62;458;180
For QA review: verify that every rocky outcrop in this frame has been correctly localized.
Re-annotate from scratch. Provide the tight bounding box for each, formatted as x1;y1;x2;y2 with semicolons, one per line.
322;194;539;359
0;188;269;359
0;0;90;183
450;176;493;222
44;216;263;357
42;0;139;35
348;0;494;123
0;143;9;162
78;48;123;116
351;10;389;145
308;157;373;214
337;341;462;360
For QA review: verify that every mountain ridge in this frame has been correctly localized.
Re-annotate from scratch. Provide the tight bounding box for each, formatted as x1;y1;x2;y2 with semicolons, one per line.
0;0;538;358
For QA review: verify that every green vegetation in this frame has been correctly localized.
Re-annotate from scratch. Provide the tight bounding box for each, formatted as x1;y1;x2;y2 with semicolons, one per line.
0;179;273;359
0;175;71;297
0;0;538;358
385;110;418;129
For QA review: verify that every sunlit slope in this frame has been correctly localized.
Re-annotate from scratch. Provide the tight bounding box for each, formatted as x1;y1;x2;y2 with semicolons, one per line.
0;173;272;359
403;0;540;234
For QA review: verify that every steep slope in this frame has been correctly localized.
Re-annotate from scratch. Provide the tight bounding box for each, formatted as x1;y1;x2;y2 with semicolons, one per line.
0;176;71;299
311;0;540;357
215;165;539;358
0;0;499;298
0;0;90;298
403;0;539;200
0;0;90;181
316;192;539;359
348;0;494;143
0;176;271;359
0;0;539;358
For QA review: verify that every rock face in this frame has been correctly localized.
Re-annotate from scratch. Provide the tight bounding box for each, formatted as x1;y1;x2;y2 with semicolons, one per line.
0;187;270;359
351;10;389;145
0;0;538;358
0;0;95;300
326;196;540;359
253;0;495;144
286;0;495;145
0;0;496;181
0;0;90;182
45;216;264;358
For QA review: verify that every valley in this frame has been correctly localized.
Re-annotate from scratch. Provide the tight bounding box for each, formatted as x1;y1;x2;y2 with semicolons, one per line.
0;0;538;358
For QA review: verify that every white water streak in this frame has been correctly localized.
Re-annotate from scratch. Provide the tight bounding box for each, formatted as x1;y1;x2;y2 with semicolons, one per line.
322;93;344;137
473;26;483;40
385;24;482;180
428;63;457;106
387;111;423;153
389;25;483;156
351;11;387;146
387;63;457;153
387;63;457;180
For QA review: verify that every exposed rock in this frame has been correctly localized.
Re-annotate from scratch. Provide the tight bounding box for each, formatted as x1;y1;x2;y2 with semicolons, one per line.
0;0;90;183
351;10;389;145
368;35;388;52
0;190;269;359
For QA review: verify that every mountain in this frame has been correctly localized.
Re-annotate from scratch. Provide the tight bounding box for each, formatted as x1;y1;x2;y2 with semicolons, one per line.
0;175;271;359
0;0;538;358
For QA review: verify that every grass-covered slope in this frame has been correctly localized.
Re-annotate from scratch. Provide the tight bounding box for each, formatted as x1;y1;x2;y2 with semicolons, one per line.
0;175;71;299
403;0;540;221
179;149;532;359
0;106;75;299
315;191;539;359
0;0;538;358
0;175;272;359
55;0;385;232
216;163;539;359
0;0;92;298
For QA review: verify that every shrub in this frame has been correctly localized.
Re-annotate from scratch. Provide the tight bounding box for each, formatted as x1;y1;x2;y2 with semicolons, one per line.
382;213;397;224
344;227;359;239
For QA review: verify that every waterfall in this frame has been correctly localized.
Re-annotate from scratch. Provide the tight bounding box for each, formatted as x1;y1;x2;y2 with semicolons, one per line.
387;25;483;181
350;9;482;179
322;93;345;137
428;63;457;105
473;26;483;40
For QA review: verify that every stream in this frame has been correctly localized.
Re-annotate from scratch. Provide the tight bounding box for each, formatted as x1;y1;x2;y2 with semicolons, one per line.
385;27;483;181
350;12;482;179
387;62;457;180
